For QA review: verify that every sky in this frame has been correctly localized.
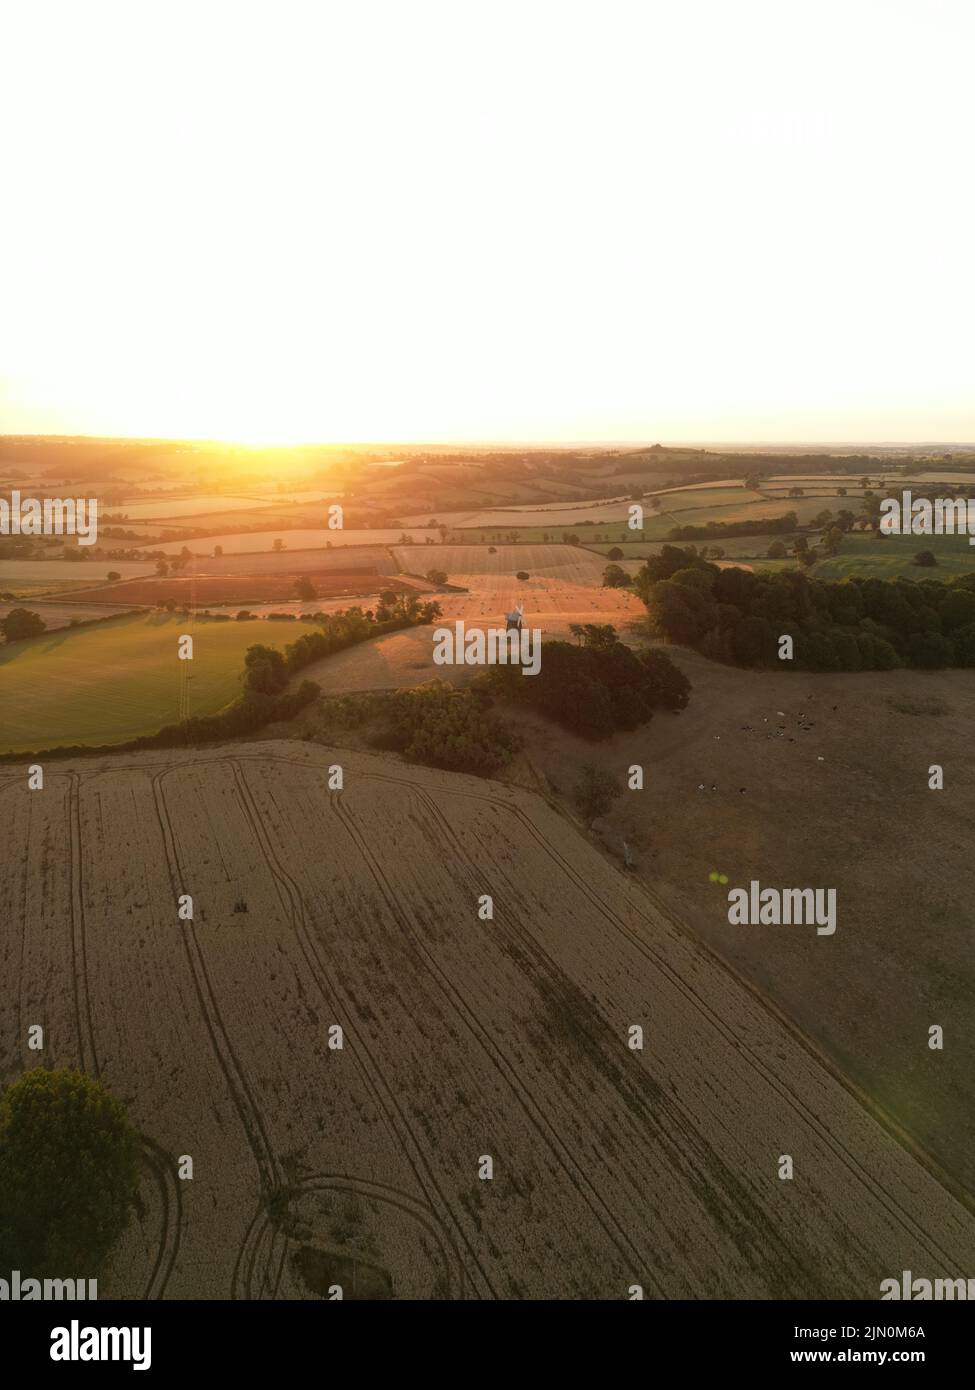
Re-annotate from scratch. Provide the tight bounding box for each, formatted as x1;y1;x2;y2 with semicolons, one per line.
1;0;972;445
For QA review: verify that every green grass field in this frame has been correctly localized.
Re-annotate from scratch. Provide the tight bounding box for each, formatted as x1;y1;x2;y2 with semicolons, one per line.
586;529;975;582
586;535;782;559
0;611;310;754
812;532;975;580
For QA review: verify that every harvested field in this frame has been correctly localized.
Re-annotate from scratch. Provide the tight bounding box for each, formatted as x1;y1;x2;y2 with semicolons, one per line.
2;741;973;1299
431;575;645;631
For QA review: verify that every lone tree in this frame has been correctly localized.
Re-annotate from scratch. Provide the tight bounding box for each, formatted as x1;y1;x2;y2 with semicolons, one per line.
914;549;937;567
425;568;448;586
292;575;317;602
1;608;46;643
602;563;630;588
571;765;622;828
0;1068;140;1274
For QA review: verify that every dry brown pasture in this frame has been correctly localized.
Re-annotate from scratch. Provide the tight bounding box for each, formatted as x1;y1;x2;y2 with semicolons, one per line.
503;650;975;1197
2;741;974;1300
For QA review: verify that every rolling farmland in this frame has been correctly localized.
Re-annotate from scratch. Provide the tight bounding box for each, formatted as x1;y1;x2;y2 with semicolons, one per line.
2;742;973;1299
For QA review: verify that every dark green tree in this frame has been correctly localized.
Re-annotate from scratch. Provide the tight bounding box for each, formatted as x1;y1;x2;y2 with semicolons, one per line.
0;1068;141;1274
1;608;46;642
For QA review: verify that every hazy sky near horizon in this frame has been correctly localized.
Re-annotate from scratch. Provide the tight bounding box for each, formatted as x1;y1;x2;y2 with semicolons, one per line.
1;0;972;445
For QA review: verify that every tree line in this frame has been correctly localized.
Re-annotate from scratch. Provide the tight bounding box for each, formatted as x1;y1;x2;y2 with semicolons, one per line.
637;545;975;671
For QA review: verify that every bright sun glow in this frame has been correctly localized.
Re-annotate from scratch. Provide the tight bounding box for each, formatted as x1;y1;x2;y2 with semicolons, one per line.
1;0;974;444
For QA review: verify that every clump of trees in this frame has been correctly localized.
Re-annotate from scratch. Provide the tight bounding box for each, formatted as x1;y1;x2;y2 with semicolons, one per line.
1;607;47;643
371;682;521;775
0;1068;140;1274
483;625;690;738
602;563;630;588
666;512;798;542
637;544;975;671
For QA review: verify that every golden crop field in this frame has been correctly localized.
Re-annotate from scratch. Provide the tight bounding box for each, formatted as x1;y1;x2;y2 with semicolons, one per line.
3;742;973;1299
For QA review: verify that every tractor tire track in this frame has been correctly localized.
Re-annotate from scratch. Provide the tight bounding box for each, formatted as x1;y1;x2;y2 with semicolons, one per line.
151;766;285;1298
328;788;651;1290
240;752;974;1278
431;777;974;1276
67;773;99;1078
141;1137;183;1300
239;1174;463;1301
230;761;483;1299
67;771;183;1297
81;750;975;1283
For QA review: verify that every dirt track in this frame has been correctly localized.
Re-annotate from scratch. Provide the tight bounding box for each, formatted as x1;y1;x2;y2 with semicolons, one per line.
2;741;974;1299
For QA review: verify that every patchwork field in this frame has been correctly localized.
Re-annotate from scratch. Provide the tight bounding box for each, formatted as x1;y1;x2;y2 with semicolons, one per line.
2;742;974;1299
0;559;158;586
0;613;310;753
0;599;140;631
394;544;612;580
160;545;399;577
106;495;271;520
400;488;763;531
63;570;397;607
143;530;438;557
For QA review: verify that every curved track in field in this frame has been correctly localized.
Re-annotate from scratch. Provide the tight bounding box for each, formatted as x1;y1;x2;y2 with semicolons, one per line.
237;1173;465;1301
